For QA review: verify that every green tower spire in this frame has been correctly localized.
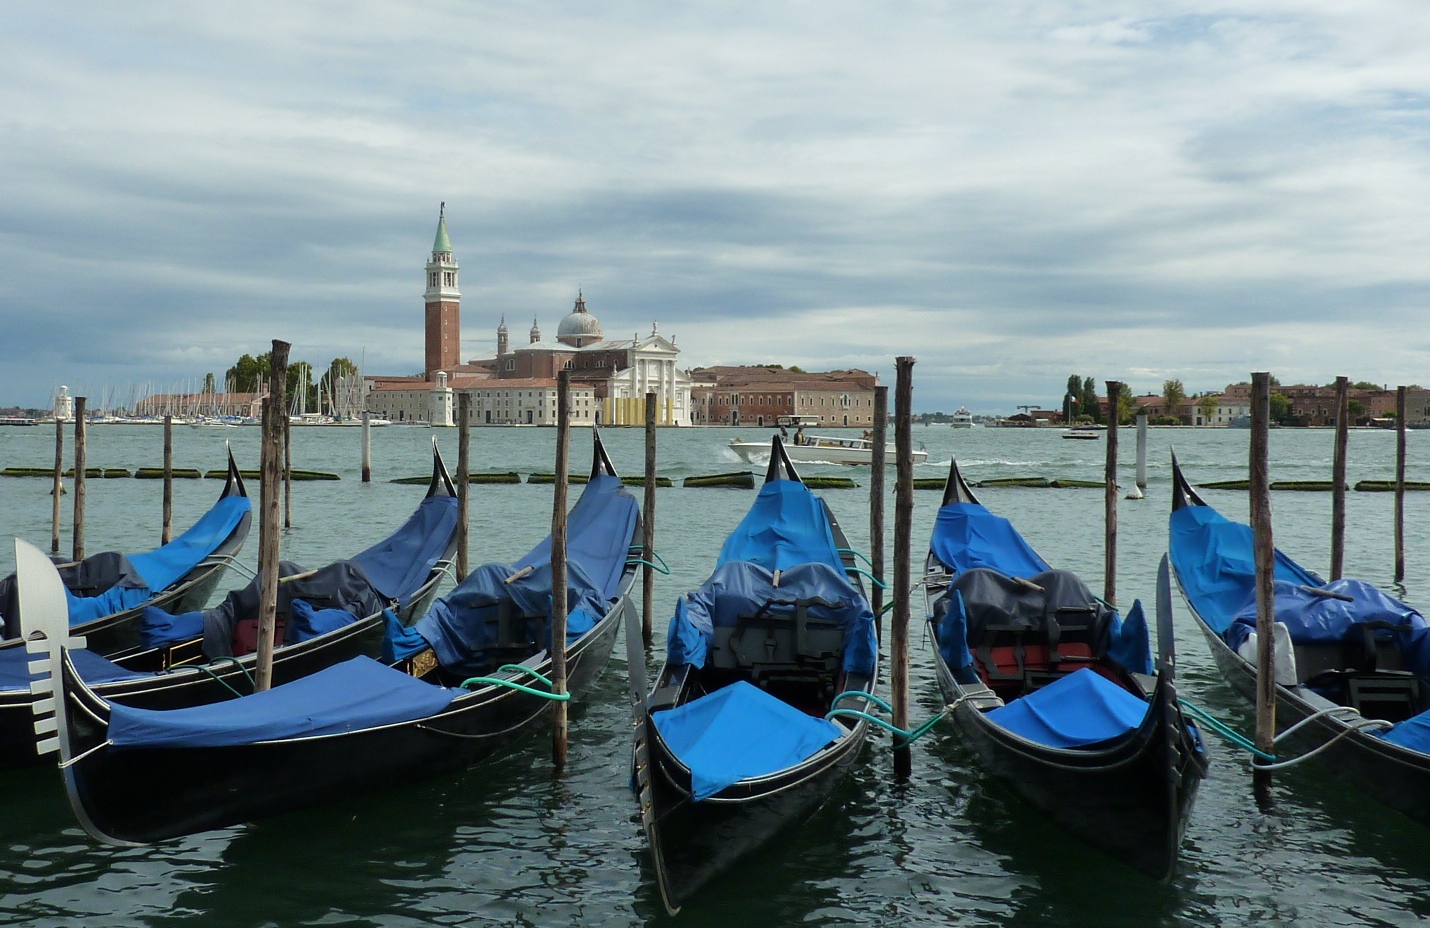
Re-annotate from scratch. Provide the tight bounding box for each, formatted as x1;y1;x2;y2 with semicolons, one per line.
433;202;452;254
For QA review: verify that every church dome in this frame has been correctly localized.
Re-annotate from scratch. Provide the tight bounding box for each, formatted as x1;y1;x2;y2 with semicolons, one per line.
556;292;603;346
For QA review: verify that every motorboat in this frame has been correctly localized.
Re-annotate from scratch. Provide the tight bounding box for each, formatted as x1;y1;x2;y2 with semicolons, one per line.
950;407;975;429
729;433;928;466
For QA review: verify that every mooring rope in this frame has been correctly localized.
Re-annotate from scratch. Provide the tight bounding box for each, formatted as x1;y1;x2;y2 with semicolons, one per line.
1177;697;1393;769
461;663;570;701
825;690;966;745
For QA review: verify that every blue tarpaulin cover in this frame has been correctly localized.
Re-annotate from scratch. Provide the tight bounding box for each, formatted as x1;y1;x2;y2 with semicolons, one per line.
1169;504;1323;635
350;496;458;608
985;668;1150;748
1110;600;1154;676
716;480;844;573
653;680;842;800
1377;704;1430;752
65;495;251;627
139;606;205;650
288;599;359;643
0;646;148;692
408;474;637;675
107;656;458;750
665;560;878;676
930;503;1050;580
1224;578;1428;653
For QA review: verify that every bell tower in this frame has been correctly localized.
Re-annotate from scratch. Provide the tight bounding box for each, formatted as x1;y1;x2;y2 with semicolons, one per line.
424;203;461;378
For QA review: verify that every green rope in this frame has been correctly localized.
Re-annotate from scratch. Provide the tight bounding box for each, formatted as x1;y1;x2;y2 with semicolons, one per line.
461;663;570;701
1178;698;1275;762
831;689;894;714
212;656;256;692
627;549;670;574
189;664;247;699
836;548;876;571
825;708;945;745
845;566;887;590
878;601;896;617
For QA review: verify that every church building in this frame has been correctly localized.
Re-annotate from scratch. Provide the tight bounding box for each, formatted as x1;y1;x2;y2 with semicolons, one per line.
365;207;692;426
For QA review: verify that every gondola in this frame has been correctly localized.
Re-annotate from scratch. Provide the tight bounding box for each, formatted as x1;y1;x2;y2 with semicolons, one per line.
0;443;460;771
1169;454;1430;824
0;447;252;655
923;459;1206;880
21;429;641;846
633;436;879;914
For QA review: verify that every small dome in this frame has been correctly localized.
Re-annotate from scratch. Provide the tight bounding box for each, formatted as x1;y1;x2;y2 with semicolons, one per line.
529;316;542;343
556;292;603;346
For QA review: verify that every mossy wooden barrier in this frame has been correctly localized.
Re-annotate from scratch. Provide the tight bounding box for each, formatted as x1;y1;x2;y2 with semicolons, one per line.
1355;480;1430;492
205;469;339;481
803;476;859;489
1049;479;1105;489
1199;480;1249;490
58;468;131;478
976;477;1051;489
621;475;673;488
527;473;590;485
1201;479;1352;491
390;472;521;485
684;471;756;489
2;467;56;477
135;467;203;479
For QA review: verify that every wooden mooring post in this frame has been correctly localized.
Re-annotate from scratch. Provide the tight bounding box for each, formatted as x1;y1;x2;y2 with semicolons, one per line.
1397;386;1408;584
162;414;174;544
1249;371;1277;806
50;415;63;555
642;391;658;648
72;397;87;562
1104;381;1121;606
361;411;372;484
1135;413;1148;494
551;370;572;770
283;413;293;529
892;358;915;778
457;393;471;582
1330;376;1349;580
255;340;291;693
870;385;889;635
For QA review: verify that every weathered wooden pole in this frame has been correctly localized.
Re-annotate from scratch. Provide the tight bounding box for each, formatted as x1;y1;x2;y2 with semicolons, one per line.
255;341;291;693
1249;371;1277;805
456;393;471;582
50;416;64;555
162;414;174;544
892;357;915;778
870;385;889;634
1135;413;1148;491
1104;381;1121;606
282;411;293;529
361;410;372;483
1330;376;1349;580
1396;385;1408;584
642;391;658;647
550;370;572;770
72;397;87;562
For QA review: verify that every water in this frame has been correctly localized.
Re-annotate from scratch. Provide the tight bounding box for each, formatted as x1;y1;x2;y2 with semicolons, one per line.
1;422;1428;927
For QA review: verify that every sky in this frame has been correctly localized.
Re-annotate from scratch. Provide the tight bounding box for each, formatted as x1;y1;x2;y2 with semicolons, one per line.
2;2;1428;413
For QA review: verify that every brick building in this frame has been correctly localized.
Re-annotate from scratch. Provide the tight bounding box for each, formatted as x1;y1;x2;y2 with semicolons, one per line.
689;366;880;427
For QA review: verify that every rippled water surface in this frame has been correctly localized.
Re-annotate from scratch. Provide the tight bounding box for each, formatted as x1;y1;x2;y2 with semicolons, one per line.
1;422;1429;927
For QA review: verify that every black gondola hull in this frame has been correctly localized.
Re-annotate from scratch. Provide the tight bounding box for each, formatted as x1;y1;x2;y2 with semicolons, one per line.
931;637;1204;880
61;596;628;844
643;675;872;910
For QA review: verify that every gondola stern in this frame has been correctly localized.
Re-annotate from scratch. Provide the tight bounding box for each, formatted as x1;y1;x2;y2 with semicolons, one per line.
1169;450;1206;511
221;442;248;500
427;438;457;498
764;434;803;484
941;457;980;507
590;426;620;480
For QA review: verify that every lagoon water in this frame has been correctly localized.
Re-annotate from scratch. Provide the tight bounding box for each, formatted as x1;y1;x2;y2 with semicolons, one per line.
1;422;1429;927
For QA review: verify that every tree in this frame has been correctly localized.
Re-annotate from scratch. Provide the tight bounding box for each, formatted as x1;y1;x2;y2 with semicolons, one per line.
225;353;269;394
1348;398;1366;422
1268;375;1281;387
1081;376;1100;424
1065;374;1083;417
1162;380;1186;421
1353;381;1380;391
1269;392;1292;425
1198;394;1218;423
202;372;216;394
1117;388;1136;425
287;361;316;413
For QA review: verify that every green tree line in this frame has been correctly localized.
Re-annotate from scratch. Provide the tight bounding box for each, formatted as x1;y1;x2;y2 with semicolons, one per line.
218;353;359;413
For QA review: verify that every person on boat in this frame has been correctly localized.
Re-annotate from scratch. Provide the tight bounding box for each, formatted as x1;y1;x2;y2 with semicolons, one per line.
862;429;873;443
779;425;789;439
793;427;805;446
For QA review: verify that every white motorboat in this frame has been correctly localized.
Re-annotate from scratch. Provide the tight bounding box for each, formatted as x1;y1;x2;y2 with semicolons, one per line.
1062;426;1103;440
950;407;975;429
729;434;928;466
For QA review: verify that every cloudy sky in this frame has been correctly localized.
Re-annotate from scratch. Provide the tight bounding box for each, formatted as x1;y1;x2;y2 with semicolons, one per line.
2;2;1428;413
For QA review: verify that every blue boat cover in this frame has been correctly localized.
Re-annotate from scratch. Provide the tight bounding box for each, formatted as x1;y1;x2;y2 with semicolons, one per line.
107;656;458;750
930;503;1050;579
0;646;148;692
65;495;251;627
1223;578;1428;653
140;606;206;650
288;599;360;643
407;474;637;675
350;495;458;608
653;680;842;800
1168;504;1323;635
985;668;1150;748
1377;704;1430;752
1110;600;1154;676
716;480;844;573
665;560;878;676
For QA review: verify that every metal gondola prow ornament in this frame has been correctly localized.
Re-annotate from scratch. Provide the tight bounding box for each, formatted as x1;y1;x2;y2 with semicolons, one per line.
941;458;980;507
16;538;78;761
1156;553;1176;679
591;427;618;480
427;437;457;498
763;435;802;484
222;442;247;500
